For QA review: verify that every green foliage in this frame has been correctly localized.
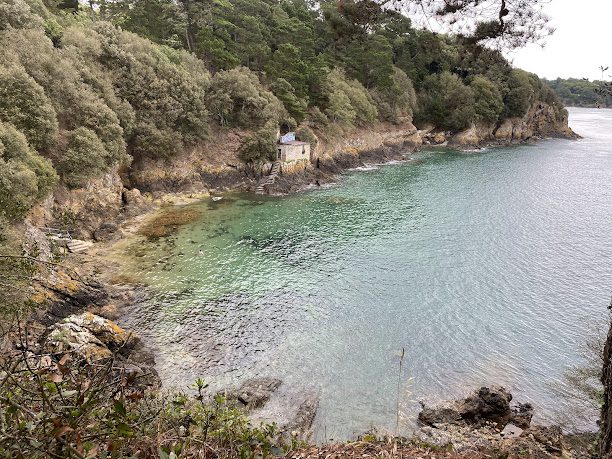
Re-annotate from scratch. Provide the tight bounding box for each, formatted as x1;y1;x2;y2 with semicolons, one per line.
296;125;317;147
208;67;289;127
470;75;504;124
271;78;308;124
545;78;612;108
238;121;278;164
0;342;295;459
322;69;377;126
503;69;534;119
0;65;58;151
0;0;42;30
0;122;57;220
371;67;417;124
56;127;109;188
419;72;476;131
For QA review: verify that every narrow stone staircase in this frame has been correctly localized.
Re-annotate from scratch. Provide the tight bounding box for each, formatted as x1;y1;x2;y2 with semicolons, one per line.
255;161;281;194
66;239;94;254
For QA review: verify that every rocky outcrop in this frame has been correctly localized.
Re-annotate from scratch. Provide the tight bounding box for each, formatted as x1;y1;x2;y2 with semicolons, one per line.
449;102;576;148
41;312;159;387
415;387;590;458
418;386;533;429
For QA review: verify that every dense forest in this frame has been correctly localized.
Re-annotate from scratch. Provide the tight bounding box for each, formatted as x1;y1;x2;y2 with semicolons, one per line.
0;0;565;224
545;78;612;108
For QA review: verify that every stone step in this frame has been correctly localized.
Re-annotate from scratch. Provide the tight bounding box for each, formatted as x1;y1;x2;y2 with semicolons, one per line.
67;240;94;253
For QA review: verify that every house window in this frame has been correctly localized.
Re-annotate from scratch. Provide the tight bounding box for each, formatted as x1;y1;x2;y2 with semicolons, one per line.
277;148;282;160
302;146;305;155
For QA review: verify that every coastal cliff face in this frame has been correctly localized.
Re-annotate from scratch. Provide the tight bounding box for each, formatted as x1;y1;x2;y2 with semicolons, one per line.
27;101;572;239
449;102;575;148
601;323;612;457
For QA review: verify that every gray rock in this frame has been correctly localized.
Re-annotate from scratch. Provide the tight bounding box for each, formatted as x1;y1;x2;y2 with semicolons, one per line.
501;423;523;439
459;386;512;423
223;377;282;409
511;402;534;428
418;405;462;426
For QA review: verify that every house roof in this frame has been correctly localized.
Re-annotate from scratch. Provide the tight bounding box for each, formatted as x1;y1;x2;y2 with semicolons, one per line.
279;140;309;146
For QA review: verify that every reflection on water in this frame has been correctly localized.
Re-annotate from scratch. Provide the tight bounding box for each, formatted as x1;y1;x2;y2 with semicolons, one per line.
117;108;612;440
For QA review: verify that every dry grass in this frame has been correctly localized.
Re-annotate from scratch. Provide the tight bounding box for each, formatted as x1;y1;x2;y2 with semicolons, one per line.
138;206;202;239
284;440;488;459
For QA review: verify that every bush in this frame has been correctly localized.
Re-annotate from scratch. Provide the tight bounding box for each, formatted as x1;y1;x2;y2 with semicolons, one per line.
418;71;476;131
0;341;295;459
470;75;504;124
0;122;57;220
0;0;41;30
238;121;278;164
208;67;289;128
296;125;318;147
56;127;108;188
0;65;58;150
322;69;377;126
503;69;534;118
372;67;417;123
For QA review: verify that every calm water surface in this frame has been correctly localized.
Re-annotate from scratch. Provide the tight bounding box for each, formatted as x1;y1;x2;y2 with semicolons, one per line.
118;107;612;439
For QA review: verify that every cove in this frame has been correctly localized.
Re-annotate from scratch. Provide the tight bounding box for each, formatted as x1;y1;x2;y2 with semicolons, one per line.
117;108;612;440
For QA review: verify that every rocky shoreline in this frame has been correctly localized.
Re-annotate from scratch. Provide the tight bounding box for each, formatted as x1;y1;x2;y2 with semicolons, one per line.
12;99;588;456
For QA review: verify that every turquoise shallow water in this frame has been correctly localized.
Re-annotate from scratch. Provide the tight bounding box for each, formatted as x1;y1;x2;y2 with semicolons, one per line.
120;107;612;439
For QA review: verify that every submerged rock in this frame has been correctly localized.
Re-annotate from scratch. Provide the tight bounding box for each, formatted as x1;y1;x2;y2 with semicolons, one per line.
223;377;282;409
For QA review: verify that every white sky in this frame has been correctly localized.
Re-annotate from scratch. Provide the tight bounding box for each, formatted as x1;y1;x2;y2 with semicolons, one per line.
508;0;612;81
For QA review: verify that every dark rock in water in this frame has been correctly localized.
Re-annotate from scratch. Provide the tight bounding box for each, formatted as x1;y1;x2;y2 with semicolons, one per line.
418;405;462;426
94;222;121;242
223;377;282;409
418;386;532;429
459;386;512;423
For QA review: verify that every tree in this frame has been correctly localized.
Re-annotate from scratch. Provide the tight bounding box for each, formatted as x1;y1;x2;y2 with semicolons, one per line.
372;67;417;123
470;75;504;123
0;65;58;151
419;71;475;131
0;122;57;220
503;68;533;118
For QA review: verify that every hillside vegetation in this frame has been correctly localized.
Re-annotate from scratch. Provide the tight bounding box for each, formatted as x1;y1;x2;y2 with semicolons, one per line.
545;78;612;108
0;0;567;224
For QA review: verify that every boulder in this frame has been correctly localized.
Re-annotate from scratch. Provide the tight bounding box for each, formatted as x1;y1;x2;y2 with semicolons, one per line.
418;404;462;426
223;377;282;409
459;386;512;423
418;386;532;429
44;312;133;362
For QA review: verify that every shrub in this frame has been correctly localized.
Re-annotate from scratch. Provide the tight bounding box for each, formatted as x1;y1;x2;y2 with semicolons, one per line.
208;67;289;128
418;71;476;131
0;0;41;30
0;65;58;150
372;67;417;123
322;69;377;126
238;121;278;164
296;125;318;147
470;75;504;124
0;122;57;220
503;69;534;118
56;127;108;188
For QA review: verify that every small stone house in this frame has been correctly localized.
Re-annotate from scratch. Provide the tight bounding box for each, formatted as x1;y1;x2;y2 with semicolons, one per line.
277;140;311;162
